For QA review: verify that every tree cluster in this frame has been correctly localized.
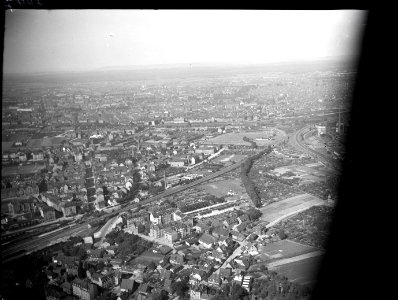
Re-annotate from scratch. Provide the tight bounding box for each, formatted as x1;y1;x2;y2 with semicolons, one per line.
171;277;189;298
250;271;311;300
243;136;258;149
179;200;212;213
240;147;272;207
104;230;153;259
246;207;263;221
212;282;249;300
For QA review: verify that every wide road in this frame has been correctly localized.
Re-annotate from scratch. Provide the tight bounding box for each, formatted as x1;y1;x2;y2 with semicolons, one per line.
2;160;243;263
290;126;341;172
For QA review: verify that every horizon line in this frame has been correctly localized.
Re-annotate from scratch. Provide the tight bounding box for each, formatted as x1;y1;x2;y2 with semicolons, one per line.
3;55;358;78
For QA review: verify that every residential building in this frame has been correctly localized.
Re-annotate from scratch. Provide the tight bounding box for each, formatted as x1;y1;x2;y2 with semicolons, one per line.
71;278;98;300
60;282;73;295
149;224;164;239
207;272;221;287
89;249;104;261
168;159;185;168
163;228;178;244
149;211;162;225
195;146;215;155
199;233;217;249
120;279;135;293
169;253;185;265
91;273;114;288
211;227;230;239
60;202;77;217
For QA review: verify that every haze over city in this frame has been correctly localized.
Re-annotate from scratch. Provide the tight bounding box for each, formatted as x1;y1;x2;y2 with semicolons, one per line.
2;9;368;300
4;10;367;74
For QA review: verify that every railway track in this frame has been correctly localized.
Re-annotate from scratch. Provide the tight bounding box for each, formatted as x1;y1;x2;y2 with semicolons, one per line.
291;126;341;172
2;161;243;263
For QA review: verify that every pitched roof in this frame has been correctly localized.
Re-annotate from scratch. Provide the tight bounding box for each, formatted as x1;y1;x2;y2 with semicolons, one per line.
208;272;221;282
91;273;102;280
199;233;217;245
72;278;89;289
120;279;135;291
61;281;72;290
238;214;249;222
212;227;230;237
138;283;150;293
164;279;172;290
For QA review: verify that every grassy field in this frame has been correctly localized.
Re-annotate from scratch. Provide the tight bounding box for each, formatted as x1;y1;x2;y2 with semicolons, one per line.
260;194;325;224
198;178;247;198
270;255;323;287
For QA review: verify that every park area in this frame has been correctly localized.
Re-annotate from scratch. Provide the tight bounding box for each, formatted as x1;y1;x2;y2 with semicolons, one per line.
205;129;287;146
260;193;325;224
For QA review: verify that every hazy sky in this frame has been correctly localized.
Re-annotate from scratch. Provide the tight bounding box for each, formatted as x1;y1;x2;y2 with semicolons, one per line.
3;10;367;74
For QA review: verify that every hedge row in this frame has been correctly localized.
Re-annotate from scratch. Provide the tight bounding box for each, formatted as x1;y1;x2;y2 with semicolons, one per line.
241;146;273;207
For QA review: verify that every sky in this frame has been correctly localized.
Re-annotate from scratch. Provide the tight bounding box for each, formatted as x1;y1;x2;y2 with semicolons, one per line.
3;10;367;74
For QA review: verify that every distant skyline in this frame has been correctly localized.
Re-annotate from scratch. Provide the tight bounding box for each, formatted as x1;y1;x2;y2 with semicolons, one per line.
3;10;367;74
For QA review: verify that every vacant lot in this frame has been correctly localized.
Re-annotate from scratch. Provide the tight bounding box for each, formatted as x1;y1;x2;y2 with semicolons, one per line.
260;194;325;224
270;255;323;288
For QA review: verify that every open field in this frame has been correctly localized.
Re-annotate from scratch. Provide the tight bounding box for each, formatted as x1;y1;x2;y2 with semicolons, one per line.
269;164;335;184
269;254;323;287
260;194;325;224
198;178;247;198
204;129;286;146
256;239;318;261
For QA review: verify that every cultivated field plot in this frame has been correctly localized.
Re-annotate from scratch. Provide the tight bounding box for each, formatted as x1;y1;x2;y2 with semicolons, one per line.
198;178;247;198
256;240;318;261
270;255;323;287
1;164;47;176
268;164;335;184
260;194;325;224
273;205;334;248
205;129;286;146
